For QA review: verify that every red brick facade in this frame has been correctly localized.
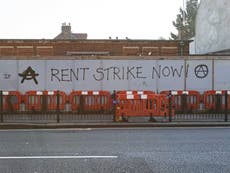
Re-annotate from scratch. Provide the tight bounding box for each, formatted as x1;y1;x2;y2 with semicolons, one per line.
0;39;189;57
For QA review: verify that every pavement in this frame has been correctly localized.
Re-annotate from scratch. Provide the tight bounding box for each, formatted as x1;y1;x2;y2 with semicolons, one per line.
1;113;230;129
1;121;230;129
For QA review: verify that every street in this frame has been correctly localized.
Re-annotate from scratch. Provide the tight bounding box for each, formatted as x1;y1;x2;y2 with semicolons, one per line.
0;127;230;173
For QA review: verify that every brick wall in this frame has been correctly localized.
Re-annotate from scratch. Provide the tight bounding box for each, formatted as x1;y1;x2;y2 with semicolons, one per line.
0;40;189;57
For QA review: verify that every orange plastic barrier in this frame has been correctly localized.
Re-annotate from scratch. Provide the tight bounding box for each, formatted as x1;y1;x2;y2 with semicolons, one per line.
115;93;173;121
69;91;112;113
203;90;230;111
160;90;201;112
1;91;21;112
24;90;66;112
45;91;66;111
155;94;175;117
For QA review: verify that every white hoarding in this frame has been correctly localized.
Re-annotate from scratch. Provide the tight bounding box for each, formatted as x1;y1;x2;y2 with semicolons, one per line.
214;60;230;90
155;60;184;92
186;60;212;92
0;59;221;93
0;60;18;90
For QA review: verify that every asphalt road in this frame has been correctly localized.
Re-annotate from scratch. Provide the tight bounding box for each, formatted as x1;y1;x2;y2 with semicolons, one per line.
0;127;230;173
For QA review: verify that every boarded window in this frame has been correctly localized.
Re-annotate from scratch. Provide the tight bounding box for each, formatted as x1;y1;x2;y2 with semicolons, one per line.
142;47;159;56
16;46;34;56
0;46;14;56
122;47;139;56
161;47;178;56
36;46;54;56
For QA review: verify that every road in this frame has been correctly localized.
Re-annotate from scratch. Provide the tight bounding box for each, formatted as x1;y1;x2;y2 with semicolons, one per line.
0;127;230;173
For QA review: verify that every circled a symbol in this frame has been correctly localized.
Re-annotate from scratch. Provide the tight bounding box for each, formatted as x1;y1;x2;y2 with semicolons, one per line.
194;64;208;79
18;66;39;84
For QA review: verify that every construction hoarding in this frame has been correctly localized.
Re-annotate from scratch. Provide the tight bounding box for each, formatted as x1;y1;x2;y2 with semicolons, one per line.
0;59;225;93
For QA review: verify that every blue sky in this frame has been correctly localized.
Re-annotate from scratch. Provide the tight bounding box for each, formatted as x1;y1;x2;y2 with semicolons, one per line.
0;0;185;39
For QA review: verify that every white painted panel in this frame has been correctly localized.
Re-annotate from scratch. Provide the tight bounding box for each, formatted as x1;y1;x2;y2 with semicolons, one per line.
18;60;45;93
186;60;212;92
0;60;17;90
101;60;156;91
214;60;230;90
46;60;74;93
156;60;184;92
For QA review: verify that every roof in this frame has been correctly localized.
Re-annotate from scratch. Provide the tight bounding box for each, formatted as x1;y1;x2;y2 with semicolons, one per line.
54;33;87;40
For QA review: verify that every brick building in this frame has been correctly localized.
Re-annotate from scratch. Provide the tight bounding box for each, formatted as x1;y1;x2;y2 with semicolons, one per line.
0;22;189;57
0;39;189;57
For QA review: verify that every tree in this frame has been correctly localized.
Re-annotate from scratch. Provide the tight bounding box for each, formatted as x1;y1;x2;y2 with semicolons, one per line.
170;0;199;40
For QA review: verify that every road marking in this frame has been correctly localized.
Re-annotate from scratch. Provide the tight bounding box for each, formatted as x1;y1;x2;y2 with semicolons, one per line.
0;128;92;132
0;156;118;159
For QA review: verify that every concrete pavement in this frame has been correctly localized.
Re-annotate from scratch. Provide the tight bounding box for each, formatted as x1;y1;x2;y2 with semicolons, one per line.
1;121;230;129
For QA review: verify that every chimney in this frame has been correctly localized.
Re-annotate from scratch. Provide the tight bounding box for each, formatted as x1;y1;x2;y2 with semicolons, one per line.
61;23;71;34
54;22;87;40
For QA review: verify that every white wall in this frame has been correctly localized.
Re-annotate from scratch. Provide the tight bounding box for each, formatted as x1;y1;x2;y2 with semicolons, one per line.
0;59;224;93
195;0;230;54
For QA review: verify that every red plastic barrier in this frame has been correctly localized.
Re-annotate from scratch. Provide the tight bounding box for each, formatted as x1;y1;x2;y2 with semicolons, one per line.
2;91;21;112
24;90;66;111
115;93;173;121
203;90;230;111
69;91;112;113
45;91;66;111
155;94;175;117
160;90;201;112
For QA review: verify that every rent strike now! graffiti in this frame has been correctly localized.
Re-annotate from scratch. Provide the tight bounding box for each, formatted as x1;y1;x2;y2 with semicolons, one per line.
0;59;215;92
50;65;191;82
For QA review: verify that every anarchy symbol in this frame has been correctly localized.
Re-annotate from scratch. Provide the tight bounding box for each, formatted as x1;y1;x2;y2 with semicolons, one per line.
18;66;39;84
194;64;209;79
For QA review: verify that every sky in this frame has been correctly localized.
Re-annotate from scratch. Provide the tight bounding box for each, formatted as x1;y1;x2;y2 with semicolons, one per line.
0;0;185;40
